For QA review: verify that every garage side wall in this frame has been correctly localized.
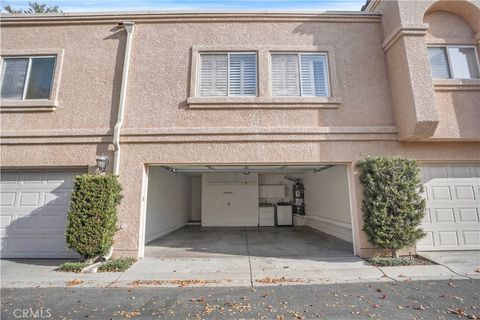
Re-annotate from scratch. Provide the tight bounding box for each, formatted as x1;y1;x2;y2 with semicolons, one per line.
301;165;353;242
145;168;192;243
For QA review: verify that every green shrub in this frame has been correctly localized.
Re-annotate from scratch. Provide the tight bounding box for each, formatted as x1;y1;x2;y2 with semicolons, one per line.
357;156;426;257
65;174;122;259
98;258;136;272
368;257;415;267
58;261;88;273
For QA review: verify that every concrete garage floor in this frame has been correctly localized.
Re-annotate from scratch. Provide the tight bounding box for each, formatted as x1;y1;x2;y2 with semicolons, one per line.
145;226;355;259
119;226;386;286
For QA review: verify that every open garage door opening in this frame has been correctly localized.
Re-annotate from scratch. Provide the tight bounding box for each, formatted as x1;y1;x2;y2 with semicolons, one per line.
142;164;355;259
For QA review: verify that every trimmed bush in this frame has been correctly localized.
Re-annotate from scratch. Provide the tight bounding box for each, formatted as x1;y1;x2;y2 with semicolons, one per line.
357;156;426;257
58;261;88;273
98;258;136;272
65;174;122;260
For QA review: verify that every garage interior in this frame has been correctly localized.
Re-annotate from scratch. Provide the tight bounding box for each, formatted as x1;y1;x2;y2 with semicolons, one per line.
143;165;355;258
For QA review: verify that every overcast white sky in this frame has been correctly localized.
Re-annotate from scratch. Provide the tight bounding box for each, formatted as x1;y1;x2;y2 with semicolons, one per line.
2;0;367;12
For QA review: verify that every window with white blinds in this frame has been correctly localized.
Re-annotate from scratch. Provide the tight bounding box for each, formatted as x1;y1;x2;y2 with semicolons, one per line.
271;53;329;97
199;53;257;96
428;46;480;79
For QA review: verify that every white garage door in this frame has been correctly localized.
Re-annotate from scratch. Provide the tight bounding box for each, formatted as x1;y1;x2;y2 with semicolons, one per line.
417;165;480;251
1;170;83;258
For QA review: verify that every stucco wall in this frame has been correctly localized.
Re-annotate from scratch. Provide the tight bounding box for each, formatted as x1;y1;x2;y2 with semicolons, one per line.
1;2;480;258
0;15;395;135
144;167;192;243
368;0;480;141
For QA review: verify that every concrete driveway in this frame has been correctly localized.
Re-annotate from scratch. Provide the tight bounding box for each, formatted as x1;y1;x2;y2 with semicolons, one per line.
1;227;387;287
2;227;475;288
419;251;480;278
120;226;385;286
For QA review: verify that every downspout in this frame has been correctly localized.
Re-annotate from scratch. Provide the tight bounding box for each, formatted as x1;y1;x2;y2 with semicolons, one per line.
113;21;135;175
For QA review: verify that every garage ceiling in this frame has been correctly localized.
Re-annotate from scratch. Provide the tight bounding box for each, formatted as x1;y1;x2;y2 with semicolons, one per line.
159;164;338;174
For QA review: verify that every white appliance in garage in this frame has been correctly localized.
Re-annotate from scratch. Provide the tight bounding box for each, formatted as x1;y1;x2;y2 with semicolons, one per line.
258;205;275;226
417;165;480;251
0;170;82;258
277;204;293;226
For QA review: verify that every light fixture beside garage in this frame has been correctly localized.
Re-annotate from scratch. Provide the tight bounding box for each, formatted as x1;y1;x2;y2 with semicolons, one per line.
95;155;109;173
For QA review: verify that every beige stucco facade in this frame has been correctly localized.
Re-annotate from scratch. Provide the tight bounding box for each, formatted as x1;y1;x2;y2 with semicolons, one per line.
1;0;479;258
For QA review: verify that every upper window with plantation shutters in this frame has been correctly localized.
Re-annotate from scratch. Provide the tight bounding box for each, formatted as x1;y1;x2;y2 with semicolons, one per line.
427;46;480;80
271;53;330;97
199;53;257;97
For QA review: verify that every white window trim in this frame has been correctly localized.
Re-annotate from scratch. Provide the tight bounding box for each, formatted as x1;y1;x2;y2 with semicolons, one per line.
198;52;258;97
0;49;64;112
270;52;331;98
428;45;480;80
1;55;57;101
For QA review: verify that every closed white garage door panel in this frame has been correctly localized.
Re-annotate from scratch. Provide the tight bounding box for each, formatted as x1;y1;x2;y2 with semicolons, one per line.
1;170;83;258
417;165;480;251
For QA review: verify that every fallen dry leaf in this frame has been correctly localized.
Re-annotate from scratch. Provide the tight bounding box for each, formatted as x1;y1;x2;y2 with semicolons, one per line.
66;279;83;287
113;310;141;318
449;308;465;316
129;279;219;287
256;276;303;284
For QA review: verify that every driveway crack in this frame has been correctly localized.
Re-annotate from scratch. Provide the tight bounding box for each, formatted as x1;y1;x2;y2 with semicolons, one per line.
245;229;254;287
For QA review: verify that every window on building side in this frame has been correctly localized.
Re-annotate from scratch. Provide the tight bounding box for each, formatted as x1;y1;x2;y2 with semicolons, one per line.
199;53;257;97
1;56;56;100
428;46;480;79
271;53;330;97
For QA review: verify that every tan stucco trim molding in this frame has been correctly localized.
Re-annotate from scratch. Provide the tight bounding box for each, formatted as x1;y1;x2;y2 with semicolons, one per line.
187;97;341;109
0;126;399;144
425;37;479;46
382;25;428;53
433;79;480;92
0;100;57;112
0;12;382;26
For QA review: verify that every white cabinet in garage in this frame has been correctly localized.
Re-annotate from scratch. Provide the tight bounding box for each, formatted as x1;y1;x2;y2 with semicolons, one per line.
417;165;480;251
0;170;83;258
202;173;259;227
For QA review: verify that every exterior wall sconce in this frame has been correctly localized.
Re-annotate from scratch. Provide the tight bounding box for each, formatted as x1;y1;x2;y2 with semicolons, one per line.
96;155;109;173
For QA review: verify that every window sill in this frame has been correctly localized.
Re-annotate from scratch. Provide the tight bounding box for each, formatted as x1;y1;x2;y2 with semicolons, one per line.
187;96;341;109
433;79;480;91
0;99;57;112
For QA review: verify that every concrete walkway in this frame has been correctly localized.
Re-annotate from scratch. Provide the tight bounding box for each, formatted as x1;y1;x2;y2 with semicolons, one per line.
1;227;476;288
418;250;480;279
